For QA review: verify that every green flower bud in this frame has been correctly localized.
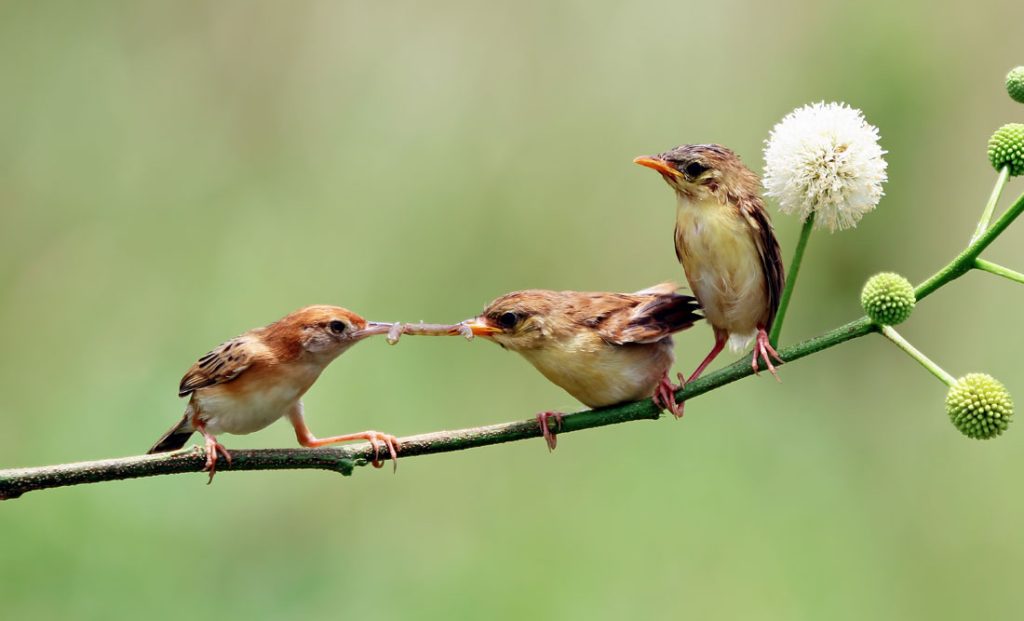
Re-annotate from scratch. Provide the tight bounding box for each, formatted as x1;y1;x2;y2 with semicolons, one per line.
861;272;915;325
946;374;1013;439
1007;66;1024;104
987;123;1024;177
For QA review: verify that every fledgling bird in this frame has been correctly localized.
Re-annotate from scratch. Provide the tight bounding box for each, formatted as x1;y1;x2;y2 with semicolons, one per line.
634;144;785;389
148;305;398;481
462;283;702;450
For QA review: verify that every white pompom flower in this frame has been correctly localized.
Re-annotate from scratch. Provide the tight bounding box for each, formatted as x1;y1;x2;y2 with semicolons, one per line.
763;102;887;232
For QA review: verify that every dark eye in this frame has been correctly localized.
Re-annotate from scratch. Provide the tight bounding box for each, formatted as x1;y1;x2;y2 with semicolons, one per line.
328;320;347;334
497;312;519;330
683;161;708;178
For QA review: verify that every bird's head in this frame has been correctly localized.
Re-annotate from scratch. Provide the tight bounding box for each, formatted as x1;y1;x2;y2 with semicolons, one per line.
461;291;562;352
634;144;760;203
266;305;392;358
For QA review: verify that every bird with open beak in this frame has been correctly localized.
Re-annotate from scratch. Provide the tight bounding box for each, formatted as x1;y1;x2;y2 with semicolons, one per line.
462;283;702;450
148;305;398;481
634;145;785;398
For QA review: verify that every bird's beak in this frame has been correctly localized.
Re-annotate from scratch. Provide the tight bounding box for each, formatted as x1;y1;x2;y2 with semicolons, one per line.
462;317;502;336
352;321;394;339
633;155;682;178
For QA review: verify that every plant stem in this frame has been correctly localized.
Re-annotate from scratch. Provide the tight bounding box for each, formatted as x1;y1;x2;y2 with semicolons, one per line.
879;325;956;386
0;317;878;500
971;166;1010;243
1;190;1022;501
769;212;815;347
915;189;1024;300
975;259;1024;285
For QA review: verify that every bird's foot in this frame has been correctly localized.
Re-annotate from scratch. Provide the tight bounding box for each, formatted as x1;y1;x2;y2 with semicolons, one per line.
652;372;685;419
355;431;401;472
536;411;564;451
202;434;232;484
751;329;784;382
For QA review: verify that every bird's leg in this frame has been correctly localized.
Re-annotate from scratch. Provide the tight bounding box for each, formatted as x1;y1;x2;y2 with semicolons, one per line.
652;371;685;419
686;331;728;384
751;327;784;381
536;411;564;451
287;407;400;472
194;421;231;484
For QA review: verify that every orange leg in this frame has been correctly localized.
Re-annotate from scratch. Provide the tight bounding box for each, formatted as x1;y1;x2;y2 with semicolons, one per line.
536;411;564;451
751;327;784;381
194;421;231;484
287;408;400;472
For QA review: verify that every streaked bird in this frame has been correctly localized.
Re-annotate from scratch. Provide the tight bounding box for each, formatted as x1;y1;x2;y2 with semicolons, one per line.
634;144;785;395
462;283;702;449
149;305;398;481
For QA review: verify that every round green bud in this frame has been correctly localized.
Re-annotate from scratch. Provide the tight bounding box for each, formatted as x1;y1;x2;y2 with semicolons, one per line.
1007;66;1024;104
987;123;1024;177
861;272;915;325
946;373;1013;440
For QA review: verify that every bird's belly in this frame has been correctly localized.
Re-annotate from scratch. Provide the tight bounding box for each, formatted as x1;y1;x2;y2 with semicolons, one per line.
676;203;767;337
523;342;674;409
194;381;304;436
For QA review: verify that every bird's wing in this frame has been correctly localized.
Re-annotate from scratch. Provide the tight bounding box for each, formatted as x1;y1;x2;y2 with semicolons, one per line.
589;289;702;346
178;335;263;397
739;197;785;328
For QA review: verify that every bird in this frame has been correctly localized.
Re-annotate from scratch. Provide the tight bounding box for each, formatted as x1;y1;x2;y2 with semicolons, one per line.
634;144;785;391
148;305;399;482
461;283;702;450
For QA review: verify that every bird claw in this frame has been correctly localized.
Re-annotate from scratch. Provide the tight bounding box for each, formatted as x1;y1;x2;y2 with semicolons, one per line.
362;431;402;472
537;412;563;451
652;372;685;419
751;329;784;382
202;435;232;484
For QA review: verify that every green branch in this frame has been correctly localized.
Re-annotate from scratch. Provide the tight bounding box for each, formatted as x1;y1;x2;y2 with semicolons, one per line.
1;188;1022;501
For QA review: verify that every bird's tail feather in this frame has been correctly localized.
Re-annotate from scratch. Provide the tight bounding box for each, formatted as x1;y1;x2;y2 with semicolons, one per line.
148;415;195;454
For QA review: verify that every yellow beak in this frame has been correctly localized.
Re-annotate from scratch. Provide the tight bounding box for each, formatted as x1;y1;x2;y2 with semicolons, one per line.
633;155;683;178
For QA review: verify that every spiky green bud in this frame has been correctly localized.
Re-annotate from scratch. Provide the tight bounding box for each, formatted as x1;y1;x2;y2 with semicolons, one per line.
946;374;1013;440
1007;67;1024;104
987;124;1024;177
861;272;915;325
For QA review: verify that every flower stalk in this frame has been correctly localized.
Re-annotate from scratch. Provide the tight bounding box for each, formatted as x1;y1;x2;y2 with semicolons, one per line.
974;259;1024;285
972;165;1010;242
880;325;956;386
769;212;815;346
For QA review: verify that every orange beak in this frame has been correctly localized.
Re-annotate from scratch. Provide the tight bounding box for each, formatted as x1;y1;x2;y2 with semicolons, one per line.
633;155;682;177
462;317;502;336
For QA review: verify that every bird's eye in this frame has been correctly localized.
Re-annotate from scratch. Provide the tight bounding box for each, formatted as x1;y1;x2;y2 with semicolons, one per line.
497;312;519;330
683;161;708;178
328;320;347;334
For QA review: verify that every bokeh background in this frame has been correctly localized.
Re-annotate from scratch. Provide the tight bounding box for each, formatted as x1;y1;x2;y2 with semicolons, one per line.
2;1;1023;619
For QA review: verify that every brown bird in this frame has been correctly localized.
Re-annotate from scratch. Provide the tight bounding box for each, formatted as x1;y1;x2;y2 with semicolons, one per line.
462;283;702;449
148;305;398;481
634;144;785;389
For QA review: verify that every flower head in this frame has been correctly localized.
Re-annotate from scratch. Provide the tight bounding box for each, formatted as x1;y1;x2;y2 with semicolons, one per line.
946;373;1013;440
861;272;915;325
1006;66;1024;104
763;102;888;232
988;123;1024;177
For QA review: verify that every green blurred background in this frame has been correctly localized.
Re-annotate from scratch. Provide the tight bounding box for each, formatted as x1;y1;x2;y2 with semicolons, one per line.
2;1;1023;619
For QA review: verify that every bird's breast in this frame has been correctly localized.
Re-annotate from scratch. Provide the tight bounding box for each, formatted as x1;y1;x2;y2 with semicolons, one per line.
518;337;674;408
193;362;323;435
675;197;768;339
